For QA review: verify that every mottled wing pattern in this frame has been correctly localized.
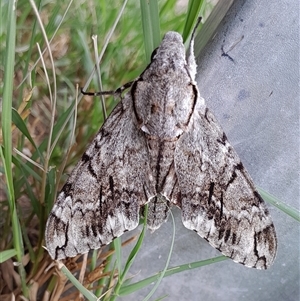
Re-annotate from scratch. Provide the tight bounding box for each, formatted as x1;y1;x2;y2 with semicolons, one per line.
45;28;277;269
174;99;277;269
45;95;155;260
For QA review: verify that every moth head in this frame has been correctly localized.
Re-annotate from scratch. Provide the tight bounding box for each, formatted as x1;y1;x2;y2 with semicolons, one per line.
150;31;186;65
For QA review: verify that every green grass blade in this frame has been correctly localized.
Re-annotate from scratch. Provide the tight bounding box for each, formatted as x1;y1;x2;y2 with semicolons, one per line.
140;0;160;63
111;205;148;300
148;0;160;49
59;263;98;301
258;187;300;222
95;249;114;297
1;1;28;297
12;108;43;161
121;207;148;277
119;256;227;296
114;237;122;281
2;0;15;201
0;249;18;263
142;209;176;301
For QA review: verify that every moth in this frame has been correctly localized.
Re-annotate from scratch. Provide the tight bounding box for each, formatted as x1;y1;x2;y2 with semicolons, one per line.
45;28;277;269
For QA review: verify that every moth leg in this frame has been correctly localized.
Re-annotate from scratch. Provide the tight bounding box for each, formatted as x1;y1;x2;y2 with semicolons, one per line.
81;81;135;96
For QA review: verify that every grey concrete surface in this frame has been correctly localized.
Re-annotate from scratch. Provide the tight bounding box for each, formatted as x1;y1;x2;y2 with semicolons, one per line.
120;0;299;300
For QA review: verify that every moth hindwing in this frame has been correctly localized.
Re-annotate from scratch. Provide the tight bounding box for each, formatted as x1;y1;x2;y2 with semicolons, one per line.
45;31;277;269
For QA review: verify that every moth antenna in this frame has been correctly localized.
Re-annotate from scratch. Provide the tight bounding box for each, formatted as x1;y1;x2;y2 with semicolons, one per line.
187;16;202;80
81;88;115;96
190;16;202;44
